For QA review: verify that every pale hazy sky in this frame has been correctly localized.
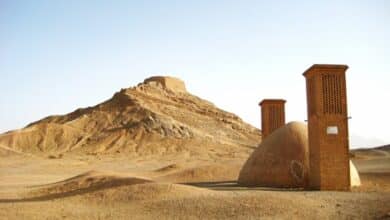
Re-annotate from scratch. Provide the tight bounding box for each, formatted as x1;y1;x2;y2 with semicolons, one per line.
1;0;389;148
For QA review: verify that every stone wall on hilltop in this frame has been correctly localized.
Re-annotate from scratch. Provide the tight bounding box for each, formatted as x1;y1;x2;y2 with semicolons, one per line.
143;76;187;93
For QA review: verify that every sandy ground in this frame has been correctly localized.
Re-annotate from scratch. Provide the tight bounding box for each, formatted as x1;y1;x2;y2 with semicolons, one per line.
0;149;389;220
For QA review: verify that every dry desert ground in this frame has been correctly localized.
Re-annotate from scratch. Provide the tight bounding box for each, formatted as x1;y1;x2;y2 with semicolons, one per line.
0;145;389;220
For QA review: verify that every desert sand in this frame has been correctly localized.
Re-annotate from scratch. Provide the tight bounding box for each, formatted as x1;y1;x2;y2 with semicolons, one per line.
0;146;389;219
0;77;389;219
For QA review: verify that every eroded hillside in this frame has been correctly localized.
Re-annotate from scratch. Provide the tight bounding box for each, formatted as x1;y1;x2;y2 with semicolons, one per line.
0;76;261;156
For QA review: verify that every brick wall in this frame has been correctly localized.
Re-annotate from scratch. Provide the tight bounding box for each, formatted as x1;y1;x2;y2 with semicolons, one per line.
259;99;286;139
303;64;350;191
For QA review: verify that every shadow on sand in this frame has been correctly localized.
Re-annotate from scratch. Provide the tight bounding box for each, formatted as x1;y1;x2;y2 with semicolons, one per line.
0;180;305;204
183;180;304;191
0;179;150;204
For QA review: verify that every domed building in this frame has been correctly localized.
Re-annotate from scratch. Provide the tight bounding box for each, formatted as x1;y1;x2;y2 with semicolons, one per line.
238;121;360;188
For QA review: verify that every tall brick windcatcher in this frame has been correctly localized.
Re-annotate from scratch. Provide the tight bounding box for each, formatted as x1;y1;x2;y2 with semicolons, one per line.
259;99;286;139
303;64;351;191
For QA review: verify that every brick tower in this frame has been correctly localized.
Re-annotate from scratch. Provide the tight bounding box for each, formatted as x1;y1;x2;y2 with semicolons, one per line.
303;64;350;191
259;99;286;139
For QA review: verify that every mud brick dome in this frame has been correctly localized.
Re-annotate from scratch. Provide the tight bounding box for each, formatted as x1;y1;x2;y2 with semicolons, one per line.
238;121;360;188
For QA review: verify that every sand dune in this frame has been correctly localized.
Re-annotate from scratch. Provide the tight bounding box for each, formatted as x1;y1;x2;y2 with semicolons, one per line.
28;170;152;199
15;170;215;204
155;164;242;183
77;182;216;203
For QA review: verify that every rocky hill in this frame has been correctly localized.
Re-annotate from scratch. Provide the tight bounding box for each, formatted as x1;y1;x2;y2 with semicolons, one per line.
0;76;261;156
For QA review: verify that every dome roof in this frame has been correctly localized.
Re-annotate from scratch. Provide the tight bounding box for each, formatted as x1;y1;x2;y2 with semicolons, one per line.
238;121;361;188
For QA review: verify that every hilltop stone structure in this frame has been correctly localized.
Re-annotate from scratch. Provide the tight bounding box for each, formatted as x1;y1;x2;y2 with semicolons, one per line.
259;99;286;139
303;64;351;191
143;76;187;93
